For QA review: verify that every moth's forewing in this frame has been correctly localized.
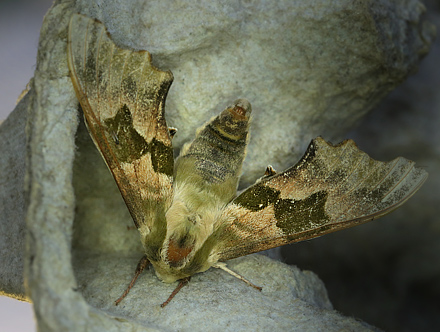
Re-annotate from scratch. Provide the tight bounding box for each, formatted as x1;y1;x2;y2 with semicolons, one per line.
216;137;428;261
67;14;173;249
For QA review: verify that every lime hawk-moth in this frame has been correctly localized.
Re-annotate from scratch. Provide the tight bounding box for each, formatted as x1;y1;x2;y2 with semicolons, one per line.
67;14;428;307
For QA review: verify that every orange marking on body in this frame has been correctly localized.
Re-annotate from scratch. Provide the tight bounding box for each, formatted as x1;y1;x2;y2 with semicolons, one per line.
229;99;251;120
167;238;193;265
230;105;247;119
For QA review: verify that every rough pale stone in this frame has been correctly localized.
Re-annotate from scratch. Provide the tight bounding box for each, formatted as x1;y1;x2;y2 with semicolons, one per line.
0;0;435;331
282;5;440;330
73;254;383;332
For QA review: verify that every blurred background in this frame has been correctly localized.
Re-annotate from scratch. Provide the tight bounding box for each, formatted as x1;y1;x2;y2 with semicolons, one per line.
0;0;52;119
0;0;53;331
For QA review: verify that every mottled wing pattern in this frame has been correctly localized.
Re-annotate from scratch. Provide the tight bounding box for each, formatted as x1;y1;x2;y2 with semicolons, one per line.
216;137;428;261
67;14;174;233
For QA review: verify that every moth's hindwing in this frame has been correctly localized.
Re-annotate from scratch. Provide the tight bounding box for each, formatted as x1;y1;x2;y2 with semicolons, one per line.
67;14;173;250
216;137;428;261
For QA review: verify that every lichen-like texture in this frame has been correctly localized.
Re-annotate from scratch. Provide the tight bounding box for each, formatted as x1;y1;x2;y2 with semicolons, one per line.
0;0;435;331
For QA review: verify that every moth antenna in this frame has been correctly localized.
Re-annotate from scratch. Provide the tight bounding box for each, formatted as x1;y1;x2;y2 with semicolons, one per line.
264;165;277;177
115;255;150;305
168;127;177;138
213;262;262;291
160;276;191;308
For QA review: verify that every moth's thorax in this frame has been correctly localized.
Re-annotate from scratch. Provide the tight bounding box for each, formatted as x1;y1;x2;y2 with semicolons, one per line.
155;183;224;278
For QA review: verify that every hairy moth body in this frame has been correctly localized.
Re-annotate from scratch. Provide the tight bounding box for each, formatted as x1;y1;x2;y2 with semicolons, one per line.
153;100;252;282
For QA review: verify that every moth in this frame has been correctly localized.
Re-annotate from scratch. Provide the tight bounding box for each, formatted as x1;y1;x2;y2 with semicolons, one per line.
67;14;428;307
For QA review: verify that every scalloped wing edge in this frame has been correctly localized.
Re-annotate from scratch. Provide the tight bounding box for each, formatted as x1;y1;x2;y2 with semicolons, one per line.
214;137;428;261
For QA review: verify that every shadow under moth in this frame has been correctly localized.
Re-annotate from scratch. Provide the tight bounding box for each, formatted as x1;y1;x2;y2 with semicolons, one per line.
67;14;428;307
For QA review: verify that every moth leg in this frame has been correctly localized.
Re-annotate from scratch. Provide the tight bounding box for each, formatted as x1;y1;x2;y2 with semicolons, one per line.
115;255;150;305
160;277;191;308
213;262;262;291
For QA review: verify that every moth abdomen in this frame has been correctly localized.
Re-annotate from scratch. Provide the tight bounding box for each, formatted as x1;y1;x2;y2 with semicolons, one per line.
176;99;251;192
210;98;252;142
159;100;253;277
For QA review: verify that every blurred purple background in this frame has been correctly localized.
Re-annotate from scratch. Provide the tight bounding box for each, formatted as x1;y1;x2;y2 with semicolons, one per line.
0;0;52;118
0;0;53;330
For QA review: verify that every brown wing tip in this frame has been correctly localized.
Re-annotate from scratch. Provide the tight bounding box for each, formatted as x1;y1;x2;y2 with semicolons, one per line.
313;136;428;176
312;137;429;202
69;13;173;83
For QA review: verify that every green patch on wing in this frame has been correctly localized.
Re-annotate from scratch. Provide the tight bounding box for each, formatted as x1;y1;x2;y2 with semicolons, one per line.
274;190;329;234
233;183;279;211
104;104;174;176
234;182;330;235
